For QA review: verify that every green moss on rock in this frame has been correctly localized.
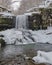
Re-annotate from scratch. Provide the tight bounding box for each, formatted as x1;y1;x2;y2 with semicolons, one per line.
0;38;6;47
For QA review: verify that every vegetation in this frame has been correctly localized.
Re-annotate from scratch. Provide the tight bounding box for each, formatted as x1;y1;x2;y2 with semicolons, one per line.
28;8;52;30
39;8;52;28
0;18;12;24
28;13;42;30
0;38;6;47
0;17;14;31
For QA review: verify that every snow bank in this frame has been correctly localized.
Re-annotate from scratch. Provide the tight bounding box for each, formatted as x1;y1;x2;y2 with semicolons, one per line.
0;29;23;44
32;51;52;64
0;27;52;44
29;28;52;44
0;12;14;16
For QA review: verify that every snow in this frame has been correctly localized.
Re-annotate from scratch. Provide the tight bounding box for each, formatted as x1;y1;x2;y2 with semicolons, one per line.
29;27;52;44
0;27;52;44
26;7;38;12
32;50;52;64
0;28;52;64
0;12;14;16
24;12;41;16
0;29;23;44
40;0;52;8
27;0;52;12
38;0;52;8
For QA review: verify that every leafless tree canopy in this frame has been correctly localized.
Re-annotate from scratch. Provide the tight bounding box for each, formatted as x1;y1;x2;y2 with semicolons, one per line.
0;0;11;9
0;0;46;15
14;0;45;15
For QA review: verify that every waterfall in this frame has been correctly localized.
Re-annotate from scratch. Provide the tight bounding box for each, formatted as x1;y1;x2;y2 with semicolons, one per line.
15;15;28;29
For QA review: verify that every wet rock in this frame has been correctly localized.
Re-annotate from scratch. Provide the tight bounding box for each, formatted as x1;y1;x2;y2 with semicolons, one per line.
0;35;4;37
27;59;49;65
0;43;1;48
0;55;28;65
24;55;31;60
0;38;6;47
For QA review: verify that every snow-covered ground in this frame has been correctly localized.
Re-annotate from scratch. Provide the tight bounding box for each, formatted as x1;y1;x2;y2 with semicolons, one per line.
0;29;23;44
0;27;52;64
32;50;52;64
0;27;52;44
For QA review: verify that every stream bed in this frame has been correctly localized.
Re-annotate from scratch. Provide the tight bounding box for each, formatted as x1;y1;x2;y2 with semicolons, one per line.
0;43;52;65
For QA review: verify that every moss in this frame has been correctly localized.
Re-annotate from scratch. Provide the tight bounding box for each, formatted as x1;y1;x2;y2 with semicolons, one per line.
0;17;14;31
0;18;12;24
0;38;6;47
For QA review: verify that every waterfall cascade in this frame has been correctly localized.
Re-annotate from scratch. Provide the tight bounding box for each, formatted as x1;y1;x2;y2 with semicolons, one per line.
16;15;28;29
15;14;34;45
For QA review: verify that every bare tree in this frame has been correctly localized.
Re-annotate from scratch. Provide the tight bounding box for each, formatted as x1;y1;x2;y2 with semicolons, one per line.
0;0;11;10
15;0;45;15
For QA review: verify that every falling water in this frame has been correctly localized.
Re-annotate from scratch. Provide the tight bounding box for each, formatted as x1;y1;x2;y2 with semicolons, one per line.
15;14;32;45
15;15;28;29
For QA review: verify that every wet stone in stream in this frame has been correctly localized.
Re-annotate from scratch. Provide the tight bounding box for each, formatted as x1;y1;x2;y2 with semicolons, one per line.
0;55;27;65
0;56;50;65
0;44;52;65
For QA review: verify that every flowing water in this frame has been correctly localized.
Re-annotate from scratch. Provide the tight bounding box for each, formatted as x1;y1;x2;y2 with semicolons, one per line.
0;43;52;65
16;15;28;29
0;14;52;65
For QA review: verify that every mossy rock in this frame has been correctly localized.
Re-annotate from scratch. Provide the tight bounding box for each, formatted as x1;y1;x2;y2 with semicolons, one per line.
0;38;6;47
0;17;14;30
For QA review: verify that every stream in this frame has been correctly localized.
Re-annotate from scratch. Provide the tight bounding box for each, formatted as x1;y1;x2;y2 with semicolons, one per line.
0;43;52;65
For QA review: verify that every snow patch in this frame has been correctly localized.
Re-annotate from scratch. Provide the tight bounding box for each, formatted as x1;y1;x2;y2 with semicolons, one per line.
0;29;23;44
32;50;52;64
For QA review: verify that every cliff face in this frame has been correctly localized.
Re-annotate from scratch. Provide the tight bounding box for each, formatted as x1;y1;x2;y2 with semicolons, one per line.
14;0;45;15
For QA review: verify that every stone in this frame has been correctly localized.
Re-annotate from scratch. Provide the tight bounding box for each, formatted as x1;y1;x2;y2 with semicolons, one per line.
0;38;6;47
0;43;1;48
0;35;4;37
